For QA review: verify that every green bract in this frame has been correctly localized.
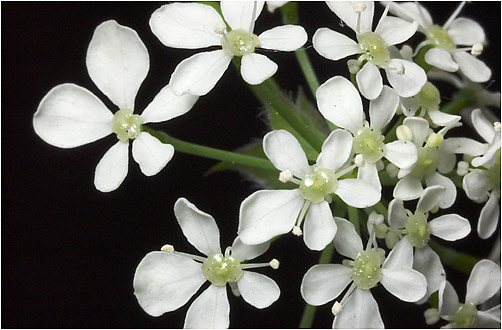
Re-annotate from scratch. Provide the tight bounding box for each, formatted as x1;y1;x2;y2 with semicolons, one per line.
351;250;383;290
357;31;390;66
411;146;440;178
201;253;243;286
353;127;386;164
221;29;259;56
299;167;338;203
111;108;142;142
426;25;456;50
451;302;478;328
405;211;431;248
414;82;441;110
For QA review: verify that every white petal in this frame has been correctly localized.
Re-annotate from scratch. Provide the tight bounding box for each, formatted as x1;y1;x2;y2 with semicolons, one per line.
86;20;149;109
478;193;500;239
472;136;501;167
462;170;490;202
333;289;384;329
383;236;413;270
388;198;407;229
413;246;446;304
231;237;270;262
149;3;223;49
240;53;278;85
384;140;418;169
263;130;309;178
221;1;264;31
336;179;381;208
387;1;433;29
258;25;307;51
477;305;502;327
427;109;461;127
317;129;353;172
429;214;471;241
140;85;198;124
303;202;337;251
132;132;174;176
447;18;485;46
393;175;423;201
381;268;427;302
442;137;488;156
472;108;496;143
237;271;280;309
300;264;351;306
357;62;383;100
453;51;491;83
369;86;399;130
326;1;374;33
375;16;418;46
316;75;363;132
133;252;206;317
238;189;304;245
169;50;232;96
425;172;457;209
403;116;429;146
184;285;229;329
174;198;221;256
33;84;113;148
312;27;360;61
333;217;363;259
424;48;459;72
386;59;427;97
439;280;459;316
437;146;457;174
356;163;382;195
417;185;446;213
94;141;129;192
465;259;501;305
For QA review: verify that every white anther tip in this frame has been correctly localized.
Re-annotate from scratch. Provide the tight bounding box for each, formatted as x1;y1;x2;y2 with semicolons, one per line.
214;22;227;35
352;2;367;13
471;43;483;56
279;170;293;183
161;244;174;253
292;226;303;236
332;301;343;316
368;211;384;226
424;308;440;325
494;122;501;132
354;154;365;167
269;259;280;269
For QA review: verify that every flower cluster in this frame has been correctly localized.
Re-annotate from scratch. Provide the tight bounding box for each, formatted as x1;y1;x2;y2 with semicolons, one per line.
33;1;500;329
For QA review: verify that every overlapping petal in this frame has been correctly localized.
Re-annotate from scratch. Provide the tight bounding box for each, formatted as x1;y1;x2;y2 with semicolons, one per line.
429;214;471;241
231;237;270;262
465;259;501;305
141;85;198;124
416;185;446;213
357;62;383;100
241;53;278;85
132;132;174;176
453;51;491;83
258;25;307;51
237;271;280;309
380;268;427;302
184;285;230;329
369;86;399;131
263;130;309;178
385;59;427;97
447;18;485;46
385;140;417;169
425;48;459;72
333;217;363;259
478;193;500;239
388;198;407;229
221;1;264;31
375;16;418;46
326;1;374;34
303;202;337;251
333;289;384;329
94;141;129;192
316;129;353;172
425;172;457;208
394;175;423;201
301;264;352;306
312;28;360;61
413;246;446;303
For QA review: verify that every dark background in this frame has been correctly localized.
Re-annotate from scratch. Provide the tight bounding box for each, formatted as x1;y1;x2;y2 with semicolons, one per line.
2;2;500;328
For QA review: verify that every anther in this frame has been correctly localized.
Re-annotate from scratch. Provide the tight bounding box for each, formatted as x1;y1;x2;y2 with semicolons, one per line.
214;22;227;35
332;301;343;315
354;154;365;167
292;226;303;236
494;122;501;132
279;170;293;183
352;2;367;13
161;244;174;253
424;308;440;325
269;259;280;269
471;43;483;56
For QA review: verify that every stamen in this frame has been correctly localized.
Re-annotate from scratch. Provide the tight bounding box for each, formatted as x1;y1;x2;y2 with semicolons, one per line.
339;282;357;305
443;1;466;30
471;43;483;56
352;2;367;13
332;301;343;316
160;244;174;253
229;282;241;297
335;164;357;178
374;3;390;34
354;154;365;167
224;246;232;258
248;1;257;33
173;251;206;263
241;259;279;270
295;201;311;229
214;22;227;35
269;259;280;269
279;170;293;183
292;226;303;236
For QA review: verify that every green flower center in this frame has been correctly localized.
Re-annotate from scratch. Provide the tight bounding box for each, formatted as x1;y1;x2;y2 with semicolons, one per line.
221;29;259;56
411;146;440;178
426;25;456;51
111;108;142;142
405;211;430;248
357;31;390;66
299;167;338;203
201;253;243;286
487;149;501;197
413;82;441;110
351;250;383;290
353;127;386;163
451;303;478;328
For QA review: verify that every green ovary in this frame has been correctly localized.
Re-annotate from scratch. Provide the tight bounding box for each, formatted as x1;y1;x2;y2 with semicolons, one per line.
353;127;386;163
299;168;338;203
351;250;383;290
405;211;430;248
451;303;478;328
487;149;501;197
357;31;390;66
221;29;259;56
111;108;142;142
413;82;441;110
426;25;456;50
201;253;243;286
411;146;440;178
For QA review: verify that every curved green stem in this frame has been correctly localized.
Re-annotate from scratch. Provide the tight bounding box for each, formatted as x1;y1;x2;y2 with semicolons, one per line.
348;206;360;235
441;88;478;115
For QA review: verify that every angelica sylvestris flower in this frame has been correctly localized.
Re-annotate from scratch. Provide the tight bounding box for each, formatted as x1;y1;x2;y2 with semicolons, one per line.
133;198;280;328
33;20;198;192
149;1;307;96
313;1;426;99
238;129;381;250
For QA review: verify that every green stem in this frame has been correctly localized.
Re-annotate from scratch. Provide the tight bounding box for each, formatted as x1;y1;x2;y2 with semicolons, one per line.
441;88;478;115
429;240;480;275
348;206;360;235
143;126;276;171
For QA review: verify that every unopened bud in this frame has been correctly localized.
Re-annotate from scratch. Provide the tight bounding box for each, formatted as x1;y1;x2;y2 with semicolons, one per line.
430;204;440;214
426;132;444;148
424;308;440;325
347;59;361;75
161;244;174;253
385;231;400;249
396;125;413;141
457;160;469;176
386;163;399;178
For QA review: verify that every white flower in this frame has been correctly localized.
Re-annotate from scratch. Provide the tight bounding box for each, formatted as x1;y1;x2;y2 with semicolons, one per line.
133;198;280;328
149;1;307;96
316;75;418;174
301;217;427;328
238;129;381;250
438;259;501;328
313;1;426;99
32;20;198;192
387;1;491;82
387;185;471;301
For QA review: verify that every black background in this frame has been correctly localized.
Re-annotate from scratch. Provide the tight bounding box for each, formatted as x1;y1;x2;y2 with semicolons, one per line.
2;2;500;328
